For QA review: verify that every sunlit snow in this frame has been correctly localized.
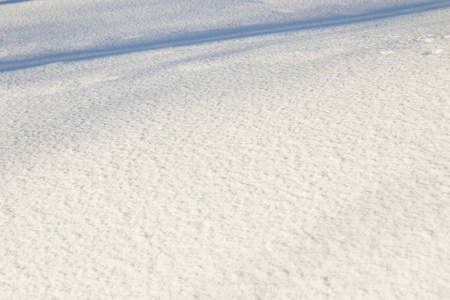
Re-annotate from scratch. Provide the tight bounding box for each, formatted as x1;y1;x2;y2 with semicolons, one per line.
1;0;449;298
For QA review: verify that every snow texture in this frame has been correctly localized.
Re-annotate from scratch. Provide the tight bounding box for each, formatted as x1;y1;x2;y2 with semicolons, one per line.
1;0;450;299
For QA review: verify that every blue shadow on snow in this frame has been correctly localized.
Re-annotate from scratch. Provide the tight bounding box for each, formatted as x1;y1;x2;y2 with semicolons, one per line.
0;0;30;5
1;0;449;72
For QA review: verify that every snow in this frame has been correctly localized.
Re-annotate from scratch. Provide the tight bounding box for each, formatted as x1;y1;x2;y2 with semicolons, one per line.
1;0;450;298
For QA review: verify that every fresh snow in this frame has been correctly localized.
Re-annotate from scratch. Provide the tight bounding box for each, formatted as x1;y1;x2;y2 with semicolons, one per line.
1;0;450;298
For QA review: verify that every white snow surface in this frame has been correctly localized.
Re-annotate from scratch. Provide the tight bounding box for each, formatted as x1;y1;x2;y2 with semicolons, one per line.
1;0;450;298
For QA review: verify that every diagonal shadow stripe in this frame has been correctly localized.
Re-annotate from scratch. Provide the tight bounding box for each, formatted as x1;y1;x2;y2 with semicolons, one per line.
0;0;30;5
1;0;449;73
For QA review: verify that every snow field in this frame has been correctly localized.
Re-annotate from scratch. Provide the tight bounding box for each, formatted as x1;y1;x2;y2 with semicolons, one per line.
1;0;450;298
